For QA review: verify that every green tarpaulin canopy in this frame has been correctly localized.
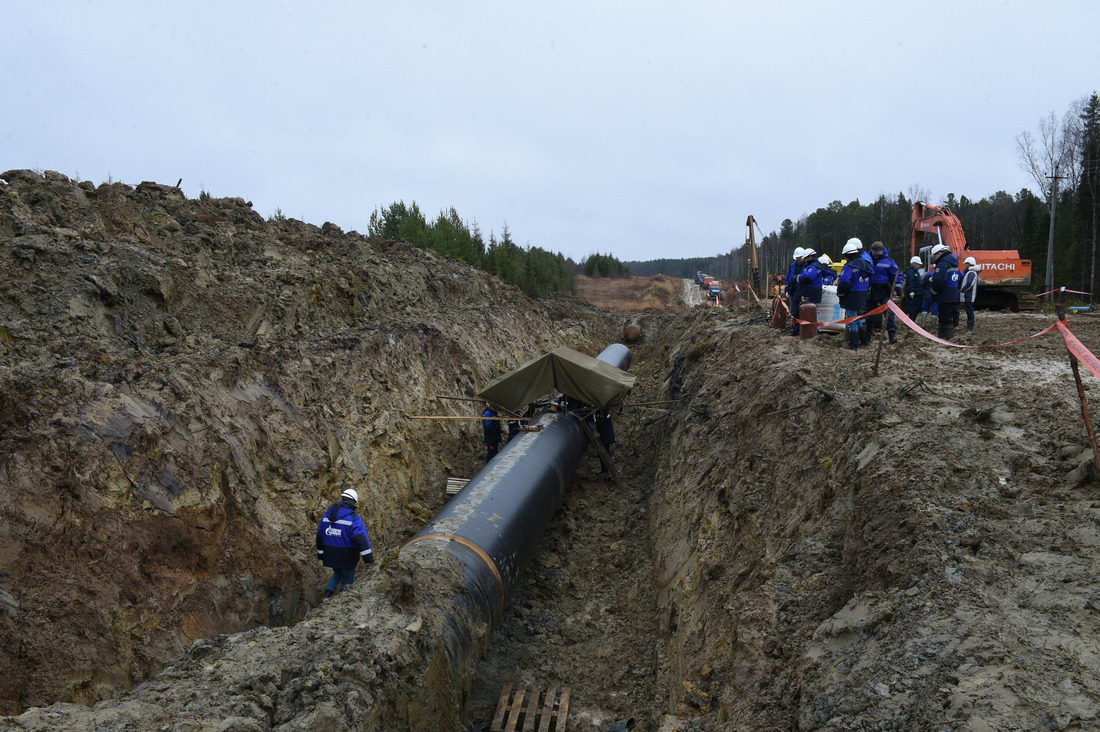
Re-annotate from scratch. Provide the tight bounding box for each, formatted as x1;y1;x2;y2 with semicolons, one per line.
477;346;635;413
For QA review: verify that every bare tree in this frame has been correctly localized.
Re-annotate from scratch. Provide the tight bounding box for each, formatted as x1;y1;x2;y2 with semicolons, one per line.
1018;109;1081;295
1017;110;1079;208
907;184;932;206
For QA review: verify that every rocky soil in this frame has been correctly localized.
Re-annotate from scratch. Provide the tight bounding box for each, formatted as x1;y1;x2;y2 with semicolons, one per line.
4;170;1100;731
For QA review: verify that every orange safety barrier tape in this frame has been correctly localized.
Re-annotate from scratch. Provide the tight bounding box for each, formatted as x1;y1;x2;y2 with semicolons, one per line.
1057;319;1100;381
785;299;1060;348
1037;287;1092;297
885;301;1059;348
779;296;1100;386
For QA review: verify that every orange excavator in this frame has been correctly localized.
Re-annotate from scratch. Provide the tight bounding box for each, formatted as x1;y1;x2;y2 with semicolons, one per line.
909;202;1035;311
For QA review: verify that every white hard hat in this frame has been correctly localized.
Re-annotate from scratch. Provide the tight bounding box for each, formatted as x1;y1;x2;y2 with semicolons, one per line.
930;244;949;257
841;240;861;256
802;248;816;257
845;237;863;251
819;254;832;265
792;247;806;260
964;256;977;266
341;488;359;503
910;256;922;265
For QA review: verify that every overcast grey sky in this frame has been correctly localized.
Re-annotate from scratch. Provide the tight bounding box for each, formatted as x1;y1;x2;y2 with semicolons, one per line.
3;1;1097;263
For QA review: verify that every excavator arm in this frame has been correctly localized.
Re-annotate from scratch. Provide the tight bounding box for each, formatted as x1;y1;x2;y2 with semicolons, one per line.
909;201;1033;310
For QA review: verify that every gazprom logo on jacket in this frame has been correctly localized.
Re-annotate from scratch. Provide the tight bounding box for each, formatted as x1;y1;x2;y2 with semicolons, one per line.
325;526;343;537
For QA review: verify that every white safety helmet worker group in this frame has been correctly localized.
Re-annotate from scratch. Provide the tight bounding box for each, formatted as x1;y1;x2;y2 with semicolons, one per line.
802;248;816;258
910;256;922;265
964;256;977;266
341;488;359;503
841;237;863;256
819;254;832;266
930;243;950;257
792;247;807;260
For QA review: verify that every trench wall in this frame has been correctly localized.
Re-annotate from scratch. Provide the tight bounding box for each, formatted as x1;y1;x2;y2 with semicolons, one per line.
646;314;926;728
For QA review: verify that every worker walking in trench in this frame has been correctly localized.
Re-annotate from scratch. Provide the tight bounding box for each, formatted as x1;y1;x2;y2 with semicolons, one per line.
316;488;374;599
595;408;616;477
482;404;502;462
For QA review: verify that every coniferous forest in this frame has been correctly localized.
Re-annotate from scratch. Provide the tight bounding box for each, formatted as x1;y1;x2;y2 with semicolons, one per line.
372;93;1100;301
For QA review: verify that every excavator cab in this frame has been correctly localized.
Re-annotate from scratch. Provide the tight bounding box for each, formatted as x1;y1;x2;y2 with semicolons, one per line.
916;245;934;272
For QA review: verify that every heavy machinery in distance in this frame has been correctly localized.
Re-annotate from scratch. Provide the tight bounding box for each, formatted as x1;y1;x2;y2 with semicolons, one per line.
745;215;762;294
910;201;1035;311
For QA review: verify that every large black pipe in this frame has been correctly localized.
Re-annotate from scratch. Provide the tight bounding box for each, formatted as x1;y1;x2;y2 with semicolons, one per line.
400;344;631;648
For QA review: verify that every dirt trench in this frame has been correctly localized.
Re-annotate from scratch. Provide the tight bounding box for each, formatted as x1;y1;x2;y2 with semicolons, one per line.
6;171;1100;731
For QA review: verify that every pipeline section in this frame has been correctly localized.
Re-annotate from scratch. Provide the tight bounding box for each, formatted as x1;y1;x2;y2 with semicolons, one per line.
400;344;632;659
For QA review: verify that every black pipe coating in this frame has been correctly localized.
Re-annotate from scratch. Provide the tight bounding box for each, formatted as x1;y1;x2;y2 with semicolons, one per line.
401;344;632;642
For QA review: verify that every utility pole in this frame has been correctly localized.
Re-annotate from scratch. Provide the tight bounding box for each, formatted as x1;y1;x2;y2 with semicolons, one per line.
1046;169;1064;301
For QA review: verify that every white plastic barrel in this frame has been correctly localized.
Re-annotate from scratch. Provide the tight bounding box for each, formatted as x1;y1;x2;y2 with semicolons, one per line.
820;285;844;332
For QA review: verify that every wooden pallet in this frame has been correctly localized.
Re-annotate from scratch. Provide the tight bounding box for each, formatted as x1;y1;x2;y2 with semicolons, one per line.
489;684;570;732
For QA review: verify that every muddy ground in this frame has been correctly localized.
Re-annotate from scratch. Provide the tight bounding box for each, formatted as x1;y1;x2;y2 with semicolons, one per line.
4;170;1100;731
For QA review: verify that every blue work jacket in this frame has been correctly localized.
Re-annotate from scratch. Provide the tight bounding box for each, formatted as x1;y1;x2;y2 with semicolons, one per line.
837;257;873;310
796;258;826;304
931;253;962;303
870;251;900;300
316;500;373;568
